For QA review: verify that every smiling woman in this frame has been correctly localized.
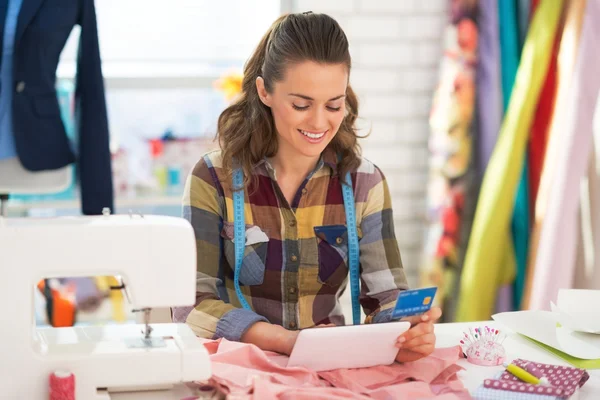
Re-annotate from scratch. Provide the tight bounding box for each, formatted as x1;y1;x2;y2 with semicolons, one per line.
172;11;442;366
217;12;360;191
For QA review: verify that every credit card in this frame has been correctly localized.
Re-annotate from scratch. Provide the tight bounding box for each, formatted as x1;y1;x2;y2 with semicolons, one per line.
392;287;437;320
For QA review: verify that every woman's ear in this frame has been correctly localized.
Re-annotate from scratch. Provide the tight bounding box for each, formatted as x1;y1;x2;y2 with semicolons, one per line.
256;77;272;107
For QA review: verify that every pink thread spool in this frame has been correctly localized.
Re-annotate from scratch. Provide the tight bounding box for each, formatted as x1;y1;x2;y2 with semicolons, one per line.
49;370;75;400
460;326;506;366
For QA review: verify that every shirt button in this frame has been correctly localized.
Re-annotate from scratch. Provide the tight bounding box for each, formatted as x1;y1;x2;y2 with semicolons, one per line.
289;287;296;294
290;321;297;329
289;220;296;227
301;188;308;195
15;81;25;93
290;255;298;262
336;237;344;245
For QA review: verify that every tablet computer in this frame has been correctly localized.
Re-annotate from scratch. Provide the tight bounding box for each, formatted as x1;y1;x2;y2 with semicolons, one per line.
286;321;411;372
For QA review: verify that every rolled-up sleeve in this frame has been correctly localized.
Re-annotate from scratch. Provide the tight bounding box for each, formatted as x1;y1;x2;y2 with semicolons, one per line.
172;157;267;340
358;166;409;324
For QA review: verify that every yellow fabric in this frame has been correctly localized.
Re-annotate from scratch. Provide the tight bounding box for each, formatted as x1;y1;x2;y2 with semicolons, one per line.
455;0;564;321
522;0;587;309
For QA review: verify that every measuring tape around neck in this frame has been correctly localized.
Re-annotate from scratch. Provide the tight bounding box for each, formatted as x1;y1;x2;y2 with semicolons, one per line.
232;166;361;324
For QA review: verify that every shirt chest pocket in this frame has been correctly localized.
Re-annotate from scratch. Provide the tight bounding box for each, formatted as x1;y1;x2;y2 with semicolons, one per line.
314;225;361;287
221;222;269;286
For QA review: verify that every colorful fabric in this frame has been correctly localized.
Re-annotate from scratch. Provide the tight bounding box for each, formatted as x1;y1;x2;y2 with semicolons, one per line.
194;338;470;399
476;0;503;180
455;0;563;321
527;6;559;221
528;0;600;310
172;150;408;341
522;0;587;309
419;0;478;319
498;0;522;314
521;2;560;310
476;359;589;399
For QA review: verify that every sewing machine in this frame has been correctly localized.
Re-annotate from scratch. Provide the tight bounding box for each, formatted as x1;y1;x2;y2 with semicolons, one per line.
0;212;211;399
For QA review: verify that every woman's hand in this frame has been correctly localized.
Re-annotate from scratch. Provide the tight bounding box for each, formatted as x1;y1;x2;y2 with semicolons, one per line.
394;306;442;363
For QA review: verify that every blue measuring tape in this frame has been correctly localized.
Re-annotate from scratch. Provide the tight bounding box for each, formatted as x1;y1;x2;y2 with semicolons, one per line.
232;167;252;310
341;171;361;325
232;166;361;325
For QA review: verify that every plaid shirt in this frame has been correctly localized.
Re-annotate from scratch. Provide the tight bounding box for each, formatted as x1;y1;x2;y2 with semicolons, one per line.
172;149;408;341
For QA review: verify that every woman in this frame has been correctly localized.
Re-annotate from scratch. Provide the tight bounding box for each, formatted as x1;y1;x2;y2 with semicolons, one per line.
173;12;441;363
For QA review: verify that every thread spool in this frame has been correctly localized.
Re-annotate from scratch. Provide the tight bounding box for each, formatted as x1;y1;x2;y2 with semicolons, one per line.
49;370;75;400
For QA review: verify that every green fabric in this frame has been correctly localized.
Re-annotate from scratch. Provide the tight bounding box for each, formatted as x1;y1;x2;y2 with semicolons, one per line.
521;335;600;369
456;0;563;322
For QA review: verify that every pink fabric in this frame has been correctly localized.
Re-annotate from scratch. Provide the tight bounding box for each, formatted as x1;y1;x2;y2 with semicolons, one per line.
196;338;471;399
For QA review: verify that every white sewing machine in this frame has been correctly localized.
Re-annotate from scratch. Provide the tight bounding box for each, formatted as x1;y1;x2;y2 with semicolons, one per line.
0;212;211;399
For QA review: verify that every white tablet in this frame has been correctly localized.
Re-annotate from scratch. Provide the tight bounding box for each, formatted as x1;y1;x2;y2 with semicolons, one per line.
287;321;411;372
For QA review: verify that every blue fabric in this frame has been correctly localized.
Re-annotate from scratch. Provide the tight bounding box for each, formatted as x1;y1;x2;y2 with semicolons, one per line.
0;0;23;160
499;0;527;313
505;0;530;311
513;158;530;309
518;0;531;51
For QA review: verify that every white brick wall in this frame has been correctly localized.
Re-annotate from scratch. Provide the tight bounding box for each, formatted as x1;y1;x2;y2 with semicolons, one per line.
291;0;446;291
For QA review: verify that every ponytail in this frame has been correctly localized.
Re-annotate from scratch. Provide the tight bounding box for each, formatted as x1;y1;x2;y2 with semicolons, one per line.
218;15;287;190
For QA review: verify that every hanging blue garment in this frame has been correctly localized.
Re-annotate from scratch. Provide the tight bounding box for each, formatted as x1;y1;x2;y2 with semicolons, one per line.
513;0;533;311
0;0;24;160
498;0;523;313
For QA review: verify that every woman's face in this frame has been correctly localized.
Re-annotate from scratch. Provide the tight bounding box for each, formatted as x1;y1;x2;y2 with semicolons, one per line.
257;61;348;160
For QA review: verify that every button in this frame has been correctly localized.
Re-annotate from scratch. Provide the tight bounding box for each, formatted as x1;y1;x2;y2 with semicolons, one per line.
15;81;25;93
336;237;343;245
289;220;296;227
289;321;297;329
301;188;308;195
290;255;298;262
289;287;296;294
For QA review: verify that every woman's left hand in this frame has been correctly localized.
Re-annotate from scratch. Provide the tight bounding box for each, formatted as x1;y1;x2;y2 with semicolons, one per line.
394;306;442;363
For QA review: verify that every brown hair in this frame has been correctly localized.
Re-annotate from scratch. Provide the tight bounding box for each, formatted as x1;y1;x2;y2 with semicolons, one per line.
217;12;361;188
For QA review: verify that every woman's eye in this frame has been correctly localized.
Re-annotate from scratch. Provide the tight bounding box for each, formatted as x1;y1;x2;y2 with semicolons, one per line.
292;104;309;111
327;106;341;112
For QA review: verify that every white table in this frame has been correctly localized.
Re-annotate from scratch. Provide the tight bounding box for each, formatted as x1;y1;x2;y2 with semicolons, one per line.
435;321;600;399
112;321;600;399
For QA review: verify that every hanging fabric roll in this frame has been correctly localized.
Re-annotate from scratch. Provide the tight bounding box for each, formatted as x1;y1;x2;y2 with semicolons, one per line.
496;0;522;314
573;98;600;290
522;0;587;309
527;0;600;310
455;0;563;322
476;0;503;180
521;1;561;310
419;0;478;319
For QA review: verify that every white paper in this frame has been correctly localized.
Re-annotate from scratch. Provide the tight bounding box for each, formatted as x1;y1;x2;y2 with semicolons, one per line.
556;289;600;334
492;310;600;360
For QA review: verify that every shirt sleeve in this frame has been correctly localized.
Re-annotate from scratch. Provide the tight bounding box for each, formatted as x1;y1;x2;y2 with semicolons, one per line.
171;156;267;340
358;165;409;324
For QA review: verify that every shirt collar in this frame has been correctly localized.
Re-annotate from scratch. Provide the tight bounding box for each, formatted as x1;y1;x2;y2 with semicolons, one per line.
256;148;338;181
